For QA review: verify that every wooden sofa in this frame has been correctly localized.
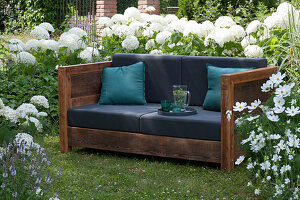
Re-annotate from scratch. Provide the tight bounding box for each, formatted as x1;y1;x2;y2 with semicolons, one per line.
58;53;277;171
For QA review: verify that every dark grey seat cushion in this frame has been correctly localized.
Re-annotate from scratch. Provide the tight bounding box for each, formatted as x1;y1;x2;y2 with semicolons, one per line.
181;56;268;105
112;53;183;103
68;103;160;133
140;106;221;141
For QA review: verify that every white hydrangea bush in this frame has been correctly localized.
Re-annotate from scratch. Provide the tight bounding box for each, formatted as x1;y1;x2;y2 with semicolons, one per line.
0;96;49;133
230;72;300;199
97;3;299;60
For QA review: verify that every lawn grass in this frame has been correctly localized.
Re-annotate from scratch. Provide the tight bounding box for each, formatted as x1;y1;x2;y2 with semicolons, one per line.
44;135;261;200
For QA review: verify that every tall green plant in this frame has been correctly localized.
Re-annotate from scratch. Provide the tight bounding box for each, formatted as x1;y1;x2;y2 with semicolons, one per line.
279;11;300;83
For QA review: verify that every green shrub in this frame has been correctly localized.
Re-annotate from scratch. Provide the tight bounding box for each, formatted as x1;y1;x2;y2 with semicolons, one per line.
117;0;138;14
177;0;294;26
3;0;57;32
160;0;178;14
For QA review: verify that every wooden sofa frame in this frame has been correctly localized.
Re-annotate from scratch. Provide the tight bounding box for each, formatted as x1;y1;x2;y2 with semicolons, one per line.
58;61;278;172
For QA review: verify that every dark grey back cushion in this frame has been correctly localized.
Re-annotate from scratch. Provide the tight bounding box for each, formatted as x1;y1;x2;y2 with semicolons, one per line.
113;53;183;103
181;56;268;105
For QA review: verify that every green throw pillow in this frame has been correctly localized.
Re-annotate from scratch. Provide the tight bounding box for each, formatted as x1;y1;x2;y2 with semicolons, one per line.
203;64;252;111
98;61;147;105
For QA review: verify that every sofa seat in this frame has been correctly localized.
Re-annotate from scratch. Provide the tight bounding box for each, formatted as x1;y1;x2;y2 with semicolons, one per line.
68;103;160;133
68;104;221;141
140;106;221;141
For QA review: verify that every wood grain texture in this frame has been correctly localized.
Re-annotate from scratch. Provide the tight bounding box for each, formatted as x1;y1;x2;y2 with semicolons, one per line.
58;61;112;153
220;66;278;171
68;127;222;163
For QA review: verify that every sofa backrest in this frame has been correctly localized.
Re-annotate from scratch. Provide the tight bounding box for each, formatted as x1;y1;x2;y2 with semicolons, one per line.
181;56;268;105
112;53;183;103
112;54;268;105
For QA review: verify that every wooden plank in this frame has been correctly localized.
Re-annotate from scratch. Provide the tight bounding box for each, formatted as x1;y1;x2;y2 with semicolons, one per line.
71;94;100;107
220;66;278;171
71;72;102;98
220;75;235;171
64;61;112;75
58;67;72;153
68;127;222;163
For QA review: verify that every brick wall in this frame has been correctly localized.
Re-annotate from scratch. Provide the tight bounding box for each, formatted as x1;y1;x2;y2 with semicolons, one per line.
138;0;160;14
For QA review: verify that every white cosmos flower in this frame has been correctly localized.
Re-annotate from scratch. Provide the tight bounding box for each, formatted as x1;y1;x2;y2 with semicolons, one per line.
271;154;282;162
287;135;300;148
235;155;245;165
16;52;36;65
247;99;261;111
261;80;273;92
291;99;297;105
215;16;236;28
30;26;50;40
280;165;291;174
97;17;113;27
246;115;259;121
122;36;139;50
233;102;247;112
269;134;281;140
155;31;172;44
275;85;290;97
273;96;285;107
254;189;260;195
244;45;263;58
68;27;88;38
270;72;285;86
38;22;55;32
260;160;271;170
25;39;39;51
7;39;25;52
273;106;285;114
246;20;262;34
267;114;279;122
286;106;300;116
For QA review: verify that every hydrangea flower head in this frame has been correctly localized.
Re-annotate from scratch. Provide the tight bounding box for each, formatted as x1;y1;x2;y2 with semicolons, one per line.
229;25;246;39
124;7;141;21
16;103;38;118
97;17;113;27
145;6;156;13
16;52;36;65
68;27;88;38
37;40;59;52
38;22;55;32
111;14;128;25
246;20;262;34
241;35;257;48
25;39;39;51
155;31;172;45
7;39;25;52
30;95;49;108
215;16;236;28
30;26;50;40
122;36;139;50
244;45;263;58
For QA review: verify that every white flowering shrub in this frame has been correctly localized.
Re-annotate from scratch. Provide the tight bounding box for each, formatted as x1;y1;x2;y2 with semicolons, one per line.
231;72;300;199
0;96;49;144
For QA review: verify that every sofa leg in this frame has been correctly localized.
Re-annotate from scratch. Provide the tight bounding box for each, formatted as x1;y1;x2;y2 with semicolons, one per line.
60;145;72;153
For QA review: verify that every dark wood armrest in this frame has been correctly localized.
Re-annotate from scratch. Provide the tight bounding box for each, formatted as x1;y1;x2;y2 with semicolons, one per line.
58;61;112;153
220;66;278;171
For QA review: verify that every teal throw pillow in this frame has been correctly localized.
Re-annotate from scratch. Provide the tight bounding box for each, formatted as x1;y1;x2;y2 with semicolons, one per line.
98;61;147;105
203;64;253;111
